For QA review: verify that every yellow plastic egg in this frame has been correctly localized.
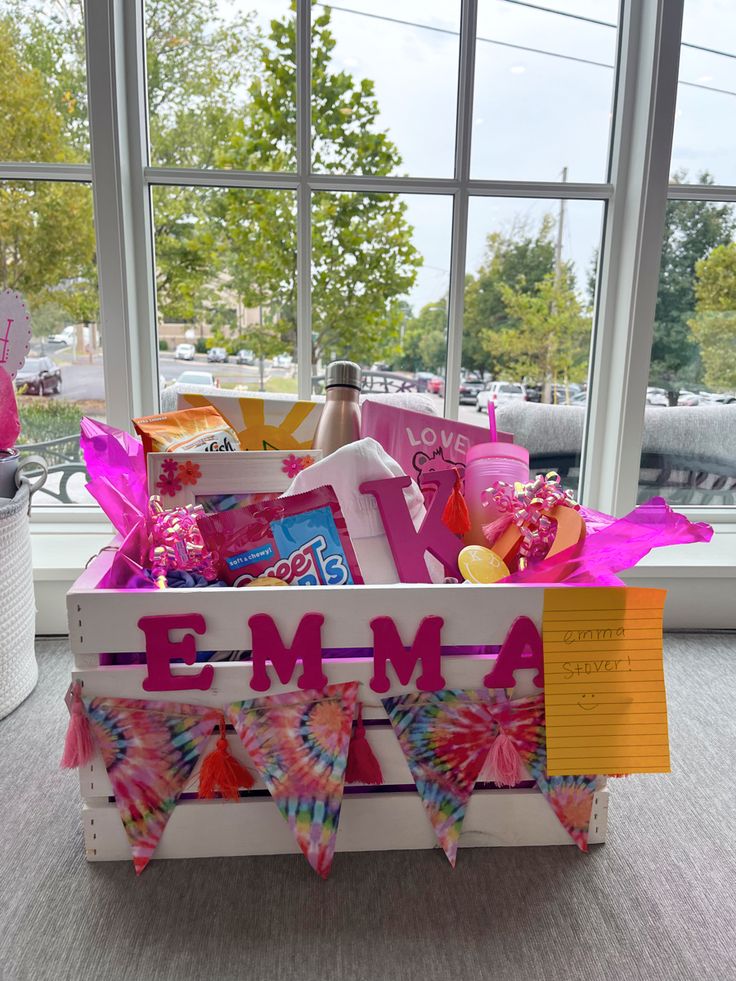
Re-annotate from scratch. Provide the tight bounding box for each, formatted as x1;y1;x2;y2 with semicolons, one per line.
458;545;510;584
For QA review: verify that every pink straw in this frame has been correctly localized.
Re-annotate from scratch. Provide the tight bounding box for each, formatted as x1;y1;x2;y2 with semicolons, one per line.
487;402;497;442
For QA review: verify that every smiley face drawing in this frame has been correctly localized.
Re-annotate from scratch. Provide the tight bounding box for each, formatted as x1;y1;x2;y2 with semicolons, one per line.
577;693;599;712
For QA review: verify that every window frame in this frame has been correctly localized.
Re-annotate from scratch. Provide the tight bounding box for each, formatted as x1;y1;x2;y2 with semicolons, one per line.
8;0;732;529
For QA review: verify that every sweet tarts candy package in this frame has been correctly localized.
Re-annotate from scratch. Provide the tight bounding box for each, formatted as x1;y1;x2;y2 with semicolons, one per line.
198;485;364;587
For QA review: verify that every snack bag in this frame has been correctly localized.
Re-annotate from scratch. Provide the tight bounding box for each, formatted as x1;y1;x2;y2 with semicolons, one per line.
199;485;363;587
133;406;238;455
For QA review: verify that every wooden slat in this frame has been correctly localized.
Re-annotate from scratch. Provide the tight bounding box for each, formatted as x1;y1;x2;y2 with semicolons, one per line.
67;576;549;655
81;788;608;861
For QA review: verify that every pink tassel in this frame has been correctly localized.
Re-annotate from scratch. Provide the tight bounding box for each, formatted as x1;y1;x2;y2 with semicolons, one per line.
346;703;383;785
60;682;94;769
478;731;525;787
482;514;513;546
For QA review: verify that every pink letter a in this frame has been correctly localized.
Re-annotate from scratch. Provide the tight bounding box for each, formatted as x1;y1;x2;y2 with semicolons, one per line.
249;613;328;692
370;616;445;693
483;616;544;689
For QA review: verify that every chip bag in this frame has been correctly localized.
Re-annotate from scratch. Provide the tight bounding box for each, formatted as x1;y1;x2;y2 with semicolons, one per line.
133;406;238;455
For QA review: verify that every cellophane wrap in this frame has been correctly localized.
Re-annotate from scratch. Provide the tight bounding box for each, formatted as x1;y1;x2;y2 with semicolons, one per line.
80;418;148;535
500;496;713;585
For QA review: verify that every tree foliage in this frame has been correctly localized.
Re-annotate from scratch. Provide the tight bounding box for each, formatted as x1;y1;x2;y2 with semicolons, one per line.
651;173;735;400
690;242;736;391
462;218;558;376
398;299;447;373
215;6;421;365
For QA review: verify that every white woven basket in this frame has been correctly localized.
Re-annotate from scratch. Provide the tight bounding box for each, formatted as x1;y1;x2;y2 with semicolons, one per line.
0;483;38;719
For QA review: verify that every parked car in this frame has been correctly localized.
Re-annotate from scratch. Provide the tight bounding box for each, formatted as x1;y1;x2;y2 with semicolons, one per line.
176;370;217;388
272;353;293;368
207;346;228;363
699;391;736;405
459;374;485;404
175;342;196;361
427;375;444;395
14;357;62;395
677;390;700;407
646;387;668;407
48;325;75;345
476;381;526;412
236;348;255;365
571;390;587;405
549;384;581;405
414;372;443;394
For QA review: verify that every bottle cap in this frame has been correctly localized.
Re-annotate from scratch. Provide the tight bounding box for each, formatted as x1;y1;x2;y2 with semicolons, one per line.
324;360;362;390
466;441;530;466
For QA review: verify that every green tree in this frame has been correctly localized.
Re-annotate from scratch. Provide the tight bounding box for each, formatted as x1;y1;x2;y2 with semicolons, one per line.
651;173;735;402
398;299;447;372
491;270;591;395
0;18;96;317
216;5;421;367
462;217;557;375
690;243;736;391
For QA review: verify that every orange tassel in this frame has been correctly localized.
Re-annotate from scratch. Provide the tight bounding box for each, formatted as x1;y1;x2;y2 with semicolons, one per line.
198;716;254;800
442;468;470;535
346;703;383;785
60;682;94;769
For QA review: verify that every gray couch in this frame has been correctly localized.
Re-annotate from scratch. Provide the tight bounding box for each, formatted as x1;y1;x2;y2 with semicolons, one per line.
496;401;736;506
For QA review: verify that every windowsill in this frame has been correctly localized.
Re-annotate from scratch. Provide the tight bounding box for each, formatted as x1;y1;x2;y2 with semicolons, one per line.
29;517;736;633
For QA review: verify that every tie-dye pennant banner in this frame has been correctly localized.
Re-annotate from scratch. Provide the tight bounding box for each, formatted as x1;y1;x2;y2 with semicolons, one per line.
228;682;359;878
382;689;496;867
83;696;219;875
383;689;596;863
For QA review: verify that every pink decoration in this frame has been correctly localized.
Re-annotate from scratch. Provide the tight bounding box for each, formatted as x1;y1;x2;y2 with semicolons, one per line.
360;470;463;582
60;682;94;769
482;471;581;568
139;614;214;692
478;730;525;786
281;453;313;478
369;615;446;693
483;616;544;689
80;418;149;535
148;496;216;583
0;370;20;450
249;613;328;692
155;472;183;498
161;457;178;476
500;496;714;586
0;289;32;380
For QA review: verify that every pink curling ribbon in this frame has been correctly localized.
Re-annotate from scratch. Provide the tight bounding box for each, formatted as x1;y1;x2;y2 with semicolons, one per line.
481;471;580;566
147;496;216;588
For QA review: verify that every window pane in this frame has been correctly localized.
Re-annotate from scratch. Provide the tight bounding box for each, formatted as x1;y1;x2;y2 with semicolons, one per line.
6;181;102;506
151;185;297;397
471;1;618;182
462;196;604;493
671;0;736;185
145;0;295;170
0;1;89;162
639;198;736;506
311;2;460;177
310;191;452;396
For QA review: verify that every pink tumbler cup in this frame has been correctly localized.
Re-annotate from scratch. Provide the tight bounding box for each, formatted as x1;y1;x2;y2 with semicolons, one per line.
463;442;530;547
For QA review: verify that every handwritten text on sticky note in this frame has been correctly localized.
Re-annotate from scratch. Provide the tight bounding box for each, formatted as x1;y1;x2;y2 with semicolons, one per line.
542;587;670;776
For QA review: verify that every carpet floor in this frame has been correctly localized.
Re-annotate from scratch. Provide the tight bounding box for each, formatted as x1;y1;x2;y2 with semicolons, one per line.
0;636;735;981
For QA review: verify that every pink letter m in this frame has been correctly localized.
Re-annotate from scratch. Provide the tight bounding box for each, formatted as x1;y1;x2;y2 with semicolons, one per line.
370;616;445;693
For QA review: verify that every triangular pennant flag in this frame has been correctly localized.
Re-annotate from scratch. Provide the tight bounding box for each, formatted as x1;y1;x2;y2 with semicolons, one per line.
228;682;358;878
382;689;496;867
84;696;219;874
490;693;596;851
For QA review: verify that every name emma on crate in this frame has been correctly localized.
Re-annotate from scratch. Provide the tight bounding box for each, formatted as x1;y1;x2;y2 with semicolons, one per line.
138;611;544;695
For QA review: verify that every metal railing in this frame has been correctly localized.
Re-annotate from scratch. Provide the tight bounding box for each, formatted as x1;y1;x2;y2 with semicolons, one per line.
16;434;88;505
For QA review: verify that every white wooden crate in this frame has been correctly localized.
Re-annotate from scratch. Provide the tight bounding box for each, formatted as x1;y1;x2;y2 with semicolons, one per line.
67;545;610;865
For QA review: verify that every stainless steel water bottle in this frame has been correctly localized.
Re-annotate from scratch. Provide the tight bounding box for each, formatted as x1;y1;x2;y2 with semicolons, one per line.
312;360;362;457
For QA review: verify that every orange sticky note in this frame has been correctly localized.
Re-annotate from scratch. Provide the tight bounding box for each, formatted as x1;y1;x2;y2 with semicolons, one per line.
542;587;670;776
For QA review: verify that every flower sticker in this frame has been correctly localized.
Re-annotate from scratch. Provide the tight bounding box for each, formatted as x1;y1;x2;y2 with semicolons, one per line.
155;472;183;498
161;457;179;476
282;453;313;478
177;460;202;486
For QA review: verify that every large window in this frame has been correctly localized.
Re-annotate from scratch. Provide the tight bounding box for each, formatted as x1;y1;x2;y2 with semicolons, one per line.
641;0;736;507
0;1;101;507
5;0;730;522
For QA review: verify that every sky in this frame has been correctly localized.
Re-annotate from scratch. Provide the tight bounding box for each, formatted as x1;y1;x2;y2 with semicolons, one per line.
238;0;736;315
